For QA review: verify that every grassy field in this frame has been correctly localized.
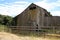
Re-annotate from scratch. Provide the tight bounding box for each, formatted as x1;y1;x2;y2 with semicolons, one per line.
0;25;7;32
10;30;60;40
0;25;11;32
0;25;60;40
0;32;60;40
14;31;60;40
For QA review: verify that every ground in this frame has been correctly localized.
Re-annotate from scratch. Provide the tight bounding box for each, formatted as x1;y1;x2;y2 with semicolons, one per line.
0;32;48;40
0;32;60;40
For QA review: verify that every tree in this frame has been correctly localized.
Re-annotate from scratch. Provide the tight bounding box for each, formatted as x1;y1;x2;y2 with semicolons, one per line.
0;14;13;26
0;14;4;25
3;17;9;25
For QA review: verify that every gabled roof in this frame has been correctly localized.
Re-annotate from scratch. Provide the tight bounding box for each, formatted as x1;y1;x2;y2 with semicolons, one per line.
14;3;49;18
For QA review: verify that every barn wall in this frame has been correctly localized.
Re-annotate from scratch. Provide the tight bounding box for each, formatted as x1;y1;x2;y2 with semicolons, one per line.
51;16;60;26
17;4;40;26
41;16;60;26
14;3;60;28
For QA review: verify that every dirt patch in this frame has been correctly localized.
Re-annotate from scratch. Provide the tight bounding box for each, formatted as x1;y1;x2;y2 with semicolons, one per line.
0;32;21;40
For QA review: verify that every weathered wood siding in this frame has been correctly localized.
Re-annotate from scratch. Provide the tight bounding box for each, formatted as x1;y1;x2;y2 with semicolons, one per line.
17;4;41;26
13;3;60;28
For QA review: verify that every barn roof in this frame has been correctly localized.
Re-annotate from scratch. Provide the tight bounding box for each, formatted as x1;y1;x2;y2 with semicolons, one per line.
13;3;50;19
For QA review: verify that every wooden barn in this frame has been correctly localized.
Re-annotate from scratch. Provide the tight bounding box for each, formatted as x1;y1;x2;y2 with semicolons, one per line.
12;3;60;30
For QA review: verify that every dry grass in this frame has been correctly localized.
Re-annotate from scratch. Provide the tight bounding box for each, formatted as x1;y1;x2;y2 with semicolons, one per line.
13;31;60;40
0;32;60;40
0;25;60;40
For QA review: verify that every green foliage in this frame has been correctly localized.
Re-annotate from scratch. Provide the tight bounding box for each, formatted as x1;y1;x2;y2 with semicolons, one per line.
0;14;13;26
48;12;52;16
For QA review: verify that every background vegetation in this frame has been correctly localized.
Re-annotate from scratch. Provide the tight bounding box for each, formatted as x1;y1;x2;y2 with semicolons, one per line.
0;14;13;32
0;14;13;25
